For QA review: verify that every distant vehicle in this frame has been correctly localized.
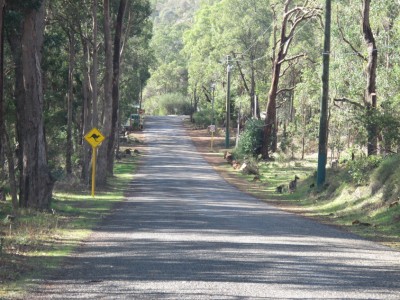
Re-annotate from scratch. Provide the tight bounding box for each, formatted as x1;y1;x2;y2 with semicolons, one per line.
125;109;145;131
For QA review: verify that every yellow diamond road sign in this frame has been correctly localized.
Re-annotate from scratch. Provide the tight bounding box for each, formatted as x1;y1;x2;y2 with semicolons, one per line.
84;127;105;148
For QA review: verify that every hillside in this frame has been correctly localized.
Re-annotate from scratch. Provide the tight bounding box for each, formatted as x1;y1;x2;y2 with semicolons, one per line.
151;0;200;24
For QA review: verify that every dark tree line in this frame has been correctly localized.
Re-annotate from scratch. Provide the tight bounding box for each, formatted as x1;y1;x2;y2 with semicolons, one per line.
0;0;153;209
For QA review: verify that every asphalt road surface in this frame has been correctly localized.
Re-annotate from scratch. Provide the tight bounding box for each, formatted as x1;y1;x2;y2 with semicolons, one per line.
27;116;400;299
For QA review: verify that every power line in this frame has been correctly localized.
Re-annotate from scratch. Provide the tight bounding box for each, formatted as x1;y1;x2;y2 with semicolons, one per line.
239;23;274;57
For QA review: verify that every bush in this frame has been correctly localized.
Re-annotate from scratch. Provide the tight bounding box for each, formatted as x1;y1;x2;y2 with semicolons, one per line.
372;155;400;200
144;93;191;116
346;155;382;185
373;155;400;186
193;109;212;128
235;119;264;159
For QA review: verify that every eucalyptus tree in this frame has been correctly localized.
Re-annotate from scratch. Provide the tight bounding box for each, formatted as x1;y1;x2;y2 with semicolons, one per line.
183;0;273;121
96;0;113;186
44;0;95;182
332;0;398;156
47;0;81;176
366;1;400;153
6;0;54;209
362;0;378;155
119;3;154;120
261;0;321;159
0;0;4;160
212;0;272;118
97;0;152;185
183;2;220;108
144;0;198;99
108;0;128;175
0;0;17;208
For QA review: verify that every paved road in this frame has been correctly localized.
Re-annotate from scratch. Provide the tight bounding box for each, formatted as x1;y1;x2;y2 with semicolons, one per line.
28;116;400;299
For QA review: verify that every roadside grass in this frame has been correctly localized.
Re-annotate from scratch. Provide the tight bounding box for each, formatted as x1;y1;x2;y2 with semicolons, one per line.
184;121;400;248
215;149;400;250
0;154;139;298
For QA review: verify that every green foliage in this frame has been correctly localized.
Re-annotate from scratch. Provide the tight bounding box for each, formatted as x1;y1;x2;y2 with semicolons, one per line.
193;109;212;128
8;0;43;10
279;123;300;156
347;155;383;185
183;0;273;114
378;105;400;151
144;93;191;115
235;119;264;159
372;155;400;201
144;0;194;98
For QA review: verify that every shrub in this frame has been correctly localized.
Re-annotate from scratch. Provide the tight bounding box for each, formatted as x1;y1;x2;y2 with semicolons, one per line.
372;155;400;200
373;155;400;186
235;119;264;159
346;155;382;185
144;93;191;116
193;109;212;128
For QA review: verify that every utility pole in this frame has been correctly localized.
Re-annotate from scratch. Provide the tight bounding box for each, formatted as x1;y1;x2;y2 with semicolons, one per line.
211;83;215;125
317;0;331;188
254;95;258;119
225;56;231;148
191;88;196;123
236;102;241;148
138;71;143;111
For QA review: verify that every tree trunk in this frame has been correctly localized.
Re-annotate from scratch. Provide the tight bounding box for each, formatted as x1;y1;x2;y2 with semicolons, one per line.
80;34;92;183
250;57;259;119
66;31;75;176
92;0;99;128
8;1;54;209
262;60;281;159
0;1;15;208
107;0;128;174
2;129;18;210
96;0;113;186
0;0;4;162
261;15;286;159
261;1;320;159
317;0;331;187
261;1;289;159
362;0;378;156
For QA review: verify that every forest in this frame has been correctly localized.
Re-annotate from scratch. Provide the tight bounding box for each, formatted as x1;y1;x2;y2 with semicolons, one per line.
1;0;400;211
1;0;400;293
0;0;154;210
145;0;400;190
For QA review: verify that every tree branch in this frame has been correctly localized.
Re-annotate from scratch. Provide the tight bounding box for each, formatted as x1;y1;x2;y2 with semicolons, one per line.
202;85;211;103
278;53;305;78
232;52;250;94
277;87;295;96
278;53;306;65
283;8;321;56
334;97;364;109
337;15;367;62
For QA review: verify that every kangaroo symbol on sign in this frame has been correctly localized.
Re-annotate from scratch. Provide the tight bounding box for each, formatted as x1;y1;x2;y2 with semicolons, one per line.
89;133;101;142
